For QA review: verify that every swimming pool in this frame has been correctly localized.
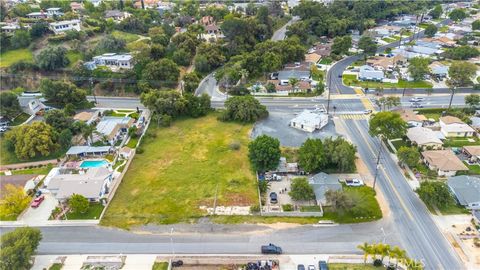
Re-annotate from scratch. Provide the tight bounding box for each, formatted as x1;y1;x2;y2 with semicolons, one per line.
80;160;109;168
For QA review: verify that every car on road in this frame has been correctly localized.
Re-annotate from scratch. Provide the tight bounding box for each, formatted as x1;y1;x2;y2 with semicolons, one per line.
410;102;424;108
297;265;306;270
308;265;316;270
345;178;364;187
319;261;328;270
261;243;282;254
409;97;425;102
363;109;372;114
31;195;45;208
270;192;278;204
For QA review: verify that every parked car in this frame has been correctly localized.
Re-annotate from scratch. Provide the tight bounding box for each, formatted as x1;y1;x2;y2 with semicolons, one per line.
410;102;423;108
363;109;373;114
319;261;328;270
31;195;45;208
298;265;306;270
270;192;278;204
409;97;425;102
345;178;364;187
261;243;282;254
308;265;316;270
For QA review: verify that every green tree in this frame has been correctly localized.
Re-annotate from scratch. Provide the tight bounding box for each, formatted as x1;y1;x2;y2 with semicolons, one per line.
0;184;31;221
0;227;42;270
4;122;58;160
36;46;69;71
142;59;180;88
408;57;430;82
357;242;372;265
424;24;437;38
397;147;420;167
63;103;76;116
465;94;480;108
30;22;50;38
444;46;480;60
448;61;478;87
429;5;443;19
332;35;352;55
358;35;378;59
220;95;268;123
44;110;73;132
184;94;211;118
449;9;467;21
323;137;357;172
248;135;281;172
183;72;201;93
58;129;73;148
416;181;455;208
473;20;480;31
289;177;315;201
40;79;87;105
369;111;407;140
172;48;192;67
0;91;21;119
68;194;89;214
10;30;31;49
140;90;187;117
298;138;325;173
95;35;126;54
325;190;353;212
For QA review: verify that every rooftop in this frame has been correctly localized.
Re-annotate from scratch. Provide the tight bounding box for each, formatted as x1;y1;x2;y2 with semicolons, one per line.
422;150;468;171
309;172;342;202
448;175;480;206
407;127;443;146
48;167;111;199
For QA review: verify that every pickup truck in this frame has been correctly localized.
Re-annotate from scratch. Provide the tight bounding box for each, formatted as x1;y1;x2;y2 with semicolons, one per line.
261;243;282;254
345;178;364;187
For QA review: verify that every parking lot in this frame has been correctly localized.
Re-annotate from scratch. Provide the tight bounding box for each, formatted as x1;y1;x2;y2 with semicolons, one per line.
252;112;339;147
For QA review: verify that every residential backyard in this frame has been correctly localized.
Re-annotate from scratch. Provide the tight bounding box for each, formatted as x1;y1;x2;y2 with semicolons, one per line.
343;74;433;89
102;113;258;228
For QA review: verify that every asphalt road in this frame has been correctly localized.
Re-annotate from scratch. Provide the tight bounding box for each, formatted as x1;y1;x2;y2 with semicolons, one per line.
327;19;452;95
339;119;463;270
271;16;299;41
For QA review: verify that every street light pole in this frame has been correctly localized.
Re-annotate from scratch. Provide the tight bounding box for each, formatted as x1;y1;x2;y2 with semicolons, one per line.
373;140;383;190
326;66;332;114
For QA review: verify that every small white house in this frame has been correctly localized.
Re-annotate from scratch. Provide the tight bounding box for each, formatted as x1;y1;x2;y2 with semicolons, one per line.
85;53;134;71
46;7;64;17
358;65;384;81
290;110;328;133
49;19;81;35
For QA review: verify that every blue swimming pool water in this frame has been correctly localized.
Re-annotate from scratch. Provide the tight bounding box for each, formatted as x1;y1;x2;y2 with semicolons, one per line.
80;160;109;168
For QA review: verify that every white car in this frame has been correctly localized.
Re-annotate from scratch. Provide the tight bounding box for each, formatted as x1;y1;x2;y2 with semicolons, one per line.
308;265;316;270
345;178;364;187
409;97;425;102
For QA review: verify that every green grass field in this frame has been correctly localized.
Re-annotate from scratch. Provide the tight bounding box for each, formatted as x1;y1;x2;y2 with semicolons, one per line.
111;30;141;43
102;113;258;228
444;137;480;148
66;51;82;68
0;49;33;68
343;74;433;89
65;203;104;220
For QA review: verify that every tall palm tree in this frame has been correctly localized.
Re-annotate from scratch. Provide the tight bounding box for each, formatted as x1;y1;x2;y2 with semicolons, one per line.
357;242;371;265
81;124;96;146
378;243;391;263
391;246;407;268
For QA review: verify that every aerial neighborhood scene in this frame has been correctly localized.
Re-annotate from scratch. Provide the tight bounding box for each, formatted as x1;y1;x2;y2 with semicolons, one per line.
1;0;480;269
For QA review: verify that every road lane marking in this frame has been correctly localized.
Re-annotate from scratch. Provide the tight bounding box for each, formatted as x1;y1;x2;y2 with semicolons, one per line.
360;97;376;112
348;120;414;221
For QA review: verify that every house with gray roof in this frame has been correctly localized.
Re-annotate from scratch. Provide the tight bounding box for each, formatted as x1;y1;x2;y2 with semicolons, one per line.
66;146;113;157
93;116;135;145
308;172;342;206
447;175;480;210
47;167;113;202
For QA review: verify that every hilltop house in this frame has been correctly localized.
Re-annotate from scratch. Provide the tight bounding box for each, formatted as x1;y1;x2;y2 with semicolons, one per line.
49;19;81;35
421;150;468;177
84;53;134;71
27;7;63;19
448;175;480;210
290;110;328;133
439;116;475;137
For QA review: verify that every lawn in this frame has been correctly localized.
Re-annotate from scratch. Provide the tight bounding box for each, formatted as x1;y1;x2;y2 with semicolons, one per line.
381;37;396;43
464;163;480;175
343;74;433;89
329;263;383;270
0;48;33;68
10;112;30;126
319;58;333;64
126;137;138;148
390;139;409;151
0;138;66;165
102;113;258;228
152;262;168;270
66;51;82;68
439;25;449;33
111;30;141;43
0;164;53;176
65;203;104;220
443;137;480;148
49;263;63;270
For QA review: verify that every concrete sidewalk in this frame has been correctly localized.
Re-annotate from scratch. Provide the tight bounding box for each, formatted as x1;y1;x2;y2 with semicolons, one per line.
0;219;99;227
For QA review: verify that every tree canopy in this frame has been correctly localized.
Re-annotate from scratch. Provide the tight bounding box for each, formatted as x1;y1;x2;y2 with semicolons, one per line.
429;5;443;19
36;46;69;71
4;122;58;160
358;36;378;57
298;138;325;173
220;95;268;123
444;46;480;60
465;94;480;108
0;91;21;119
408;57;430;82
248;135;281;172
416;181;455;209
68;194;90;214
289;177;315;201
40;79;87;105
397;146;420;167
449;9;467;21
0;227;42;270
140;90;210;119
369;111;407;140
332;35;352;56
448;61;478;87
424;24;437;38
142;59;180;88
0;184;31;221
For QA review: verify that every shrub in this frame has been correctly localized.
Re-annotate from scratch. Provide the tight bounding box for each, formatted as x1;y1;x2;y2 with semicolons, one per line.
282;204;293;212
229;141;241;150
250;204;260;213
373;259;383;267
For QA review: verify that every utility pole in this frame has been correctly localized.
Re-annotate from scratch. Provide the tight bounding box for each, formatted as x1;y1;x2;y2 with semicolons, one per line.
326;67;332;114
90;77;97;104
448;86;456;109
373;141;383;190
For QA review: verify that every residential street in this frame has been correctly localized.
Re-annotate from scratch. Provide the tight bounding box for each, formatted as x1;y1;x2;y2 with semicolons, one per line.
338;119;463;269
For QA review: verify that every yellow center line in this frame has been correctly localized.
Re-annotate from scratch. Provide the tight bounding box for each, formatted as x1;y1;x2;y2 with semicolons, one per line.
345;120;414;221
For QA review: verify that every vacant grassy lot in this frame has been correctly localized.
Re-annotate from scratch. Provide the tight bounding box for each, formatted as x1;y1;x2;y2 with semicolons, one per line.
111;30;141;43
343;74;433;89
0;49;33;68
102;114;257;228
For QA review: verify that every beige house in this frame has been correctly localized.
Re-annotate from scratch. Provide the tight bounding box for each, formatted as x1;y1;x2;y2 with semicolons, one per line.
463;146;480;162
421;150;468;177
439;116;475;137
407;127;443;149
395;109;427;127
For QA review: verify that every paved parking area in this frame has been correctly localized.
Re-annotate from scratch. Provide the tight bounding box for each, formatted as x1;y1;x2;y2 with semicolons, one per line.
252;112;339;147
20;193;58;224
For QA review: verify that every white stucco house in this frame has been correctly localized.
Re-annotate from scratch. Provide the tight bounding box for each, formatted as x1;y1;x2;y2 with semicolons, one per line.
49;19;81;35
439;116;475;137
290;110;328;133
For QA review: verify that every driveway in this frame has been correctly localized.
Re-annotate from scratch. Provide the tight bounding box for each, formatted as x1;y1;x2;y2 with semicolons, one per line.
252;112;339;147
20;193;58;224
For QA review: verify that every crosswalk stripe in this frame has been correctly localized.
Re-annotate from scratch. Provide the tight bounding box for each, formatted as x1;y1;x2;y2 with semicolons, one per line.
338;114;369;120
